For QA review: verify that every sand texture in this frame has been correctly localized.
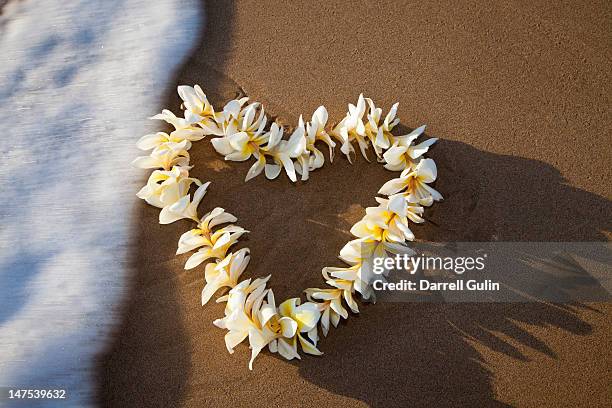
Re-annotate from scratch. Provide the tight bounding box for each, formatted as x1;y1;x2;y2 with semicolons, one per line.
98;1;611;407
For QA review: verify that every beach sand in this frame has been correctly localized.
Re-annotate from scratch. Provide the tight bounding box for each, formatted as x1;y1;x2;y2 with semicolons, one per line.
98;1;611;406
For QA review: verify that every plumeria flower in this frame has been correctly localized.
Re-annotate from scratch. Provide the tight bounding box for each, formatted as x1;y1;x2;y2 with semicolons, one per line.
213;277;273;369
351;194;418;244
159;181;211;224
280;117;308;181
322;263;373;303
364;99;400;158
177;85;223;135
254;290;302;364
304;105;336;167
150;108;201;130
242;123;282;182
382;125;438;171
338;237;413;287
176;207;240;256
180;224;247;270
211;102;268;161
277;298;322;359
378;158;443;206
136;129;206;152
262;121;306;182
214;96;250;133
376;196;425;225
331;94;370;162
132;140;191;170
136;166;200;209
201;248;251;305
304;287;349;336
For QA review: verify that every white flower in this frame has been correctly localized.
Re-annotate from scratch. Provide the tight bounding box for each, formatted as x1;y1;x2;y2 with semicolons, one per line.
213;277;272;369
350;194;420;244
201;248;250;305
276;298;322;359
136;166;200;209
150;108;201;130
214;96;250;132
321;264;373;303
181;225;247;269
211;102;268;161
267;120;307;182
177;207;239;252
248;291;297;369
243;121;305;183
244;122;283;181
382;125;437;171
177;85;223;135
304;287;348;336
331;94;370;162
377;196;425;225
159;181;211;224
364;99;400;157
132;140;190;170
304;105;336;169
136;129;205;152
378;158;443;206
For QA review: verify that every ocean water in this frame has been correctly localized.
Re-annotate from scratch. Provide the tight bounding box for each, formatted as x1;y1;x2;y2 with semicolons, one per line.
0;0;202;405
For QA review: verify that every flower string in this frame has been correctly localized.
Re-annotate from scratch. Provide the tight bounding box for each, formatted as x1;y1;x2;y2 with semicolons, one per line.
133;86;441;369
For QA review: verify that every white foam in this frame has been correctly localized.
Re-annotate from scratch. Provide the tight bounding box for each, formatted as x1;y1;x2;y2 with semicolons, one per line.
0;0;202;405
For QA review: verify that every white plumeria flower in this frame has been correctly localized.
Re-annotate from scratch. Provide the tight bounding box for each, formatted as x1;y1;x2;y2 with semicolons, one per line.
364;99;400;158
177;206;239;251
253;290;301;364
280;118;308;181
136;129;205;152
211;102;268;161
304;105;336;168
376;196;425;225
177;85;223;135
261;121;306;182
304;287;349;336
243;122;280;181
277;298;322;360
322;263;373;303
159;181;211;224
213;276;274;369
331;93;370;162
214;96;250;132
339;237;413;286
136;166;200;209
180;224;247;270
132;139;191;170
351;194;419;244
150;108;201;130
382;125;438;171
378;158;443;206
201;248;250;305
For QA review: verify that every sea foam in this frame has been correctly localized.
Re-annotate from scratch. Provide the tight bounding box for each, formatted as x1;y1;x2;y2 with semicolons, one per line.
0;0;202;405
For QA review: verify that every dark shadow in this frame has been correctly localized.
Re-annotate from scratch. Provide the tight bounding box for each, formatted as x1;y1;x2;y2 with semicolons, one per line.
293;136;611;407
95;1;237;407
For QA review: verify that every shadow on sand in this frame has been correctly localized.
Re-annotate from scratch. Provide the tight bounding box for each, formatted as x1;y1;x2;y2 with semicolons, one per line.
293;136;610;407
96;1;237;407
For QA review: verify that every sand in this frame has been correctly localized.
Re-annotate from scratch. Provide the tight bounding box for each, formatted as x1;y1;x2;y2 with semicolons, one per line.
97;1;611;407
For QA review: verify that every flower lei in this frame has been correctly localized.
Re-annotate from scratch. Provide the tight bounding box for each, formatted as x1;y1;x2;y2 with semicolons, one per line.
133;86;441;369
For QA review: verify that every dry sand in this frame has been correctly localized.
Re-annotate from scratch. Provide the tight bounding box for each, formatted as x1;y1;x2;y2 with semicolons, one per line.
98;1;611;407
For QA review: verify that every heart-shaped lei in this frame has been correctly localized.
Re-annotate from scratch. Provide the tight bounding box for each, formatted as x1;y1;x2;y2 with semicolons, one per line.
133;86;442;369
